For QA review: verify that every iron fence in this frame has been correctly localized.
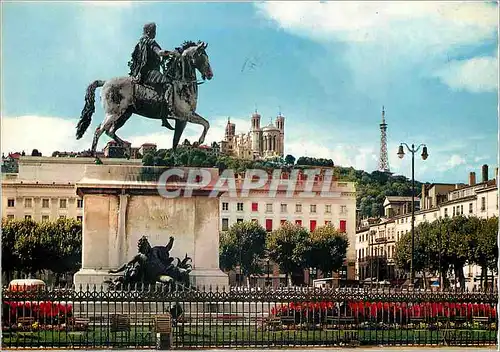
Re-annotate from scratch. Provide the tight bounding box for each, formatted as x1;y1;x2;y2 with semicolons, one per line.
2;285;498;349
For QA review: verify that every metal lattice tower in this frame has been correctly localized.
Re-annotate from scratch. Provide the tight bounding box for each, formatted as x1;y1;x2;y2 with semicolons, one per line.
378;106;390;173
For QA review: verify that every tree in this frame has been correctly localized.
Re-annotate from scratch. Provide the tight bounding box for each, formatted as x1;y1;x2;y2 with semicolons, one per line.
45;219;82;282
267;222;310;286
394;222;432;285
2;218;82;281
13;219;47;278
470;216;498;290
219;221;267;286
143;152;154;166
307;224;348;275
284;154;296;165
2;218;21;281
425;217;453;289
446;215;472;290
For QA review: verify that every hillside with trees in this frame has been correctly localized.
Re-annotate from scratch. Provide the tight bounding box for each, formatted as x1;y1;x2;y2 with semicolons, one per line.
142;145;423;218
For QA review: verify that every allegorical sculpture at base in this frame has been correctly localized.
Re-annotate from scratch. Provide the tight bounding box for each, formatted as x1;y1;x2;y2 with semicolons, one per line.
105;236;192;290
75;22;213;157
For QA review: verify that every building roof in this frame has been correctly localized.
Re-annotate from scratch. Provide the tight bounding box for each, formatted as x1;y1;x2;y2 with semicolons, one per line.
385;196;420;202
262;124;278;132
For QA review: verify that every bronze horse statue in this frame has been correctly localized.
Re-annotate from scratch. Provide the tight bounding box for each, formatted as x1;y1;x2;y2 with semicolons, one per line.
75;40;213;156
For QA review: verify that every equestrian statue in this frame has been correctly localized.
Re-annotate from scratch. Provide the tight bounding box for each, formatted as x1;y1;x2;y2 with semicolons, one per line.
75;22;213;156
105;235;193;290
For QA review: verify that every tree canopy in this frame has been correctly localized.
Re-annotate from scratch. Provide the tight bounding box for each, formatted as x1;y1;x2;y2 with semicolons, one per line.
394;215;498;290
307;224;348;275
219;221;267;286
2;218;82;282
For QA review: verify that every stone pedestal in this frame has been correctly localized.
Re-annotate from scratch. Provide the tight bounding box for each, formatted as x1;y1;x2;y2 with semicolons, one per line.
73;165;228;290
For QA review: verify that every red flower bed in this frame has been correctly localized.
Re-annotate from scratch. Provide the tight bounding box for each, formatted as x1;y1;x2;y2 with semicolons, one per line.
271;301;497;325
3;301;73;325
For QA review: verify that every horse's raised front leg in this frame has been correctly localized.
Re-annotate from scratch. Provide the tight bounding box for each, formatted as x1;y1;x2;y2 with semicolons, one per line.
186;111;210;145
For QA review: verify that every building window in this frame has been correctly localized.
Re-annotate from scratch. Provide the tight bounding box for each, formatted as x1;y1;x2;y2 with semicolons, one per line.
59;215;66;220
222;202;229;211
295;203;302;213
265;219;273;232
252;219;258;223
469;203;473;214
237;202;243;211
25;215;32;220
325;220;331;225
266;203;273;213
59;199;67;209
281;219;286;225
7;214;14;220
310;220;317;232
42;199;50;208
24;198;32;208
453;207;455;217
42;215;50;222
310;204;317;213
237;218;243;223
340;205;347;214
222;218;229;231
460;205;463;215
339;220;347;233
295;219;302;226
481;197;486;211
280;203;287;213
444;208;448;217
7;198;15;207
77;199;83;208
325;205;331;213
251;202;258;212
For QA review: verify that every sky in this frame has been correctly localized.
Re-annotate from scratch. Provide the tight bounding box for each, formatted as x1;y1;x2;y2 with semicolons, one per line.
1;1;498;183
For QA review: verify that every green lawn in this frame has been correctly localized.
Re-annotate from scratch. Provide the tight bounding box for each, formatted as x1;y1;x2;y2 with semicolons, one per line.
1;327;496;348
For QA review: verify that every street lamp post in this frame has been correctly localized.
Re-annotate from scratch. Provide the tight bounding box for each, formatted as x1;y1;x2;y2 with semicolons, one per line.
397;143;428;289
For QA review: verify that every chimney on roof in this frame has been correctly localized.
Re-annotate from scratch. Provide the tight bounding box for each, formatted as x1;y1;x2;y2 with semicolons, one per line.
482;164;488;183
469;172;476;186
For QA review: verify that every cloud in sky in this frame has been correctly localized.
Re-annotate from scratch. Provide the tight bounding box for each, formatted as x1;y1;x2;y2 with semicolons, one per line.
255;2;498;93
433;54;498;93
1;116;93;156
441;154;467;171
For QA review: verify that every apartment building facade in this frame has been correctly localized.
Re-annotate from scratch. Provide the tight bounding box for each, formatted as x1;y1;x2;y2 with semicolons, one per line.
355;164;498;290
219;169;357;285
2;156;142;222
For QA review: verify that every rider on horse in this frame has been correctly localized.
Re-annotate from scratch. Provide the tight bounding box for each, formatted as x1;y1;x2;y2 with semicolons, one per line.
128;22;178;128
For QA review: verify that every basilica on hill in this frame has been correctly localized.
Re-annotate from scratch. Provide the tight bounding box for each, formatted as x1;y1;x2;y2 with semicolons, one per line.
219;110;285;160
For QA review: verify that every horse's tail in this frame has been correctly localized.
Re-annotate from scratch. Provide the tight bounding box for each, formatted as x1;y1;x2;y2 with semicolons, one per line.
76;80;105;140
